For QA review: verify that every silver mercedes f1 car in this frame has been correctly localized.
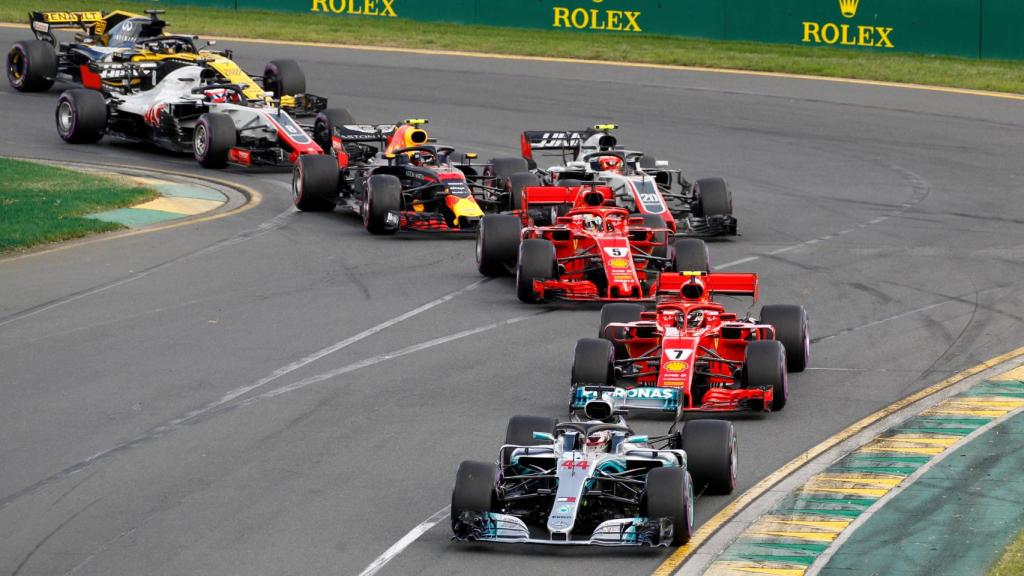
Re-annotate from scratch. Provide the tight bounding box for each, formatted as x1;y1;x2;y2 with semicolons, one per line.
450;387;737;546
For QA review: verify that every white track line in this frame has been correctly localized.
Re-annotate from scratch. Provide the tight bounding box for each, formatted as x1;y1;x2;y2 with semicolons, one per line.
357;506;451;576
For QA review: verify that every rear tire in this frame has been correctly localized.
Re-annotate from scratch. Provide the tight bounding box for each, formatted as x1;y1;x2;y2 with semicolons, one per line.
7;40;56;92
678;419;737;495
506;171;539;212
644;467;694;546
476;214;521;277
292;154;338;212
451;461;497;524
263;59;306;97
695;178;732;216
673;238;711;273
571;338;615;388
55;89;106;144
312;108;354;152
363;174;402;235
193;113;236;168
760;304;810;372
743;340;787;411
516;239;555;303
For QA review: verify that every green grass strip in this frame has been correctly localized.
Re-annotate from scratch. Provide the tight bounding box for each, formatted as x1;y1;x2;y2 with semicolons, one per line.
990;527;1024;576
0;158;157;253
2;0;1024;94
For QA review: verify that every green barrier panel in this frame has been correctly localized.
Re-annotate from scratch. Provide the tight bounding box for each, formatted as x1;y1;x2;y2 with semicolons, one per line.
154;0;1020;60
981;0;1024;60
725;0;981;57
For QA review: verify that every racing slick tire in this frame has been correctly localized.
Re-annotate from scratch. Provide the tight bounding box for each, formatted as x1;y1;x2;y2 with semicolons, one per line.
644;466;694;545
451;460;497;524
516;239;556;303
598;303;643;340
55;89;107;144
506;172;540;212
503;415;557;466
673;238;711;273
292;155;339;212
760;304;810;373
694;177;732;216
505;415;557;447
312;108;355;153
193;113;236;168
476;214;521;277
7;40;56;92
363;174;402;235
263;59;306;97
640;214;670;261
571;338;615;388
743;340;787;411
677;419;737;496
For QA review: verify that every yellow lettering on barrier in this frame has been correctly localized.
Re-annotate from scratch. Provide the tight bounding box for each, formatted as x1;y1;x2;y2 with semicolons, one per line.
310;0;396;17
821;22;839;44
553;7;570;28
875;27;893;48
802;21;821;43
551;6;641;32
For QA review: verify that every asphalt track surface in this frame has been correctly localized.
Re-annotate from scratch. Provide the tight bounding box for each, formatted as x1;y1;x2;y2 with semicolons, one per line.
1;28;1023;576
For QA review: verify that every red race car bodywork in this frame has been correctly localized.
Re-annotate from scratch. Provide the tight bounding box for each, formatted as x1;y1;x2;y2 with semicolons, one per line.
475;184;712;303
572;272;809;413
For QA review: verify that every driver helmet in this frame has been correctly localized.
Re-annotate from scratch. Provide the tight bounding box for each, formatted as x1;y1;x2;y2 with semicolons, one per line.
203;88;239;104
587;430;611;450
582;213;603;232
594;155;624;174
687;309;705;328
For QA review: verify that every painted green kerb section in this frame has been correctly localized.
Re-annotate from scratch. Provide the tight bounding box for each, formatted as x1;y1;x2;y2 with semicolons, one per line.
704;371;1024;576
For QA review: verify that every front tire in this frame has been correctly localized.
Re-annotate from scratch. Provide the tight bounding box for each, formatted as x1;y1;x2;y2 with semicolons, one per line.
293;154;338;212
760;304;810;372
678;419;737;495
476;214;521;277
7;40;56;92
263;59;306;97
55;89;107;144
695;178;732;217
363;174;402;235
516;239;555;303
193;113;236;168
451;461;497;526
743;340;787;411
571;338;615;388
644;467;694;545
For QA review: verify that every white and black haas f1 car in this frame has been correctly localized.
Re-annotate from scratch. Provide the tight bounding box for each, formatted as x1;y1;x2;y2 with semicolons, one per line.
451;391;736;546
291;115;524;234
515;125;737;237
54;64;322;168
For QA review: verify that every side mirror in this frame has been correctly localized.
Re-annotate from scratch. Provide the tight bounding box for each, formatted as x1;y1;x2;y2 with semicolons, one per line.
532;431;555;442
655;160;669;167
205;39;217;48
625;435;648;444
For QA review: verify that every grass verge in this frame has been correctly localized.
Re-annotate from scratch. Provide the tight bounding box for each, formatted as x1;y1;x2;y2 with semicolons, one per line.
2;0;1023;95
0;158;157;253
990;528;1024;576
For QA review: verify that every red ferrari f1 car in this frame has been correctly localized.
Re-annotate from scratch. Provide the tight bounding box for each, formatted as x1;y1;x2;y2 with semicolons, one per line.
476;184;712;302
571;271;809;413
292;114;527;234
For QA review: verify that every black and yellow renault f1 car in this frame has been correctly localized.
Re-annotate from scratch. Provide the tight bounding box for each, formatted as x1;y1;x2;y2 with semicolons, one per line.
291;115;528;234
6;9;324;115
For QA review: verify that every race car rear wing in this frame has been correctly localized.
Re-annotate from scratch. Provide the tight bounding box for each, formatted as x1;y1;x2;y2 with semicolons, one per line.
28;10;104;42
521;183;613;211
520;129;604;163
330;124;399;145
657;272;759;301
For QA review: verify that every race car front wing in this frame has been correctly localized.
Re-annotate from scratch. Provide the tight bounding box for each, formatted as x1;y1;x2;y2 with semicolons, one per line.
452;512;673;546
